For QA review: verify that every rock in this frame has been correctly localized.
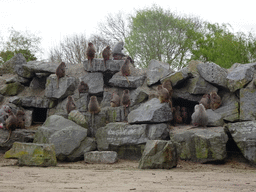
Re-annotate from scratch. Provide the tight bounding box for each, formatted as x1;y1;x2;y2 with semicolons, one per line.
30;76;47;89
33;115;88;161
68;110;88;128
240;87;256;121
227;63;256;92
109;71;146;88
128;98;172;124
226;121;256;165
197;62;228;89
5;76;17;84
45;74;78;100
84;111;107;137
96;122;149;159
0;82;25;96
24;109;33;128
146;59;173;86
172;86;202;103
104;106;125;123
80;73;104;95
84;58;125;73
100;87;120;108
84;151;118;164
147;124;170;140
139;140;177;169
206;109;224;127
21;96;53;108
0;129;36;149
9;96;21;105
68;137;96;161
170;126;228;163
130;86;149;107
75;93;89;112
5;53;27;74
16;75;31;85
4;142;57;167
0;94;4;102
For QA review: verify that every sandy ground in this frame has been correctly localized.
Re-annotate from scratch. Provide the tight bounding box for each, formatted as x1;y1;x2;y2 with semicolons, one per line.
0;153;256;192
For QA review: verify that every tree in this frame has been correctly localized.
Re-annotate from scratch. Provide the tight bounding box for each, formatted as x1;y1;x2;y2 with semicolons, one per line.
125;5;203;68
190;22;255;68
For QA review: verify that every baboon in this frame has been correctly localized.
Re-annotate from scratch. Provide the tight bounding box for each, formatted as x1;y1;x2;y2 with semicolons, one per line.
66;96;76;114
102;45;111;68
88;96;101;127
55;62;66;88
2;111;17;143
162;80;173;97
157;85;170;103
78;81;89;97
181;107;188;124
210;91;222;110
121;89;131;118
120;57;131;85
110;92;120;107
191;104;208;127
16;110;25;129
173;106;183;125
199;93;211;109
86;42;96;68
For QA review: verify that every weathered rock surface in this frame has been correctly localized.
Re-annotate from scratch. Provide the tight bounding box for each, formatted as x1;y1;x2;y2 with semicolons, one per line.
240;87;256;121
68;110;88;128
139;140;177;169
84;59;125;73
5;53;27;73
128;98;172;124
206;109;224;127
84;111;107;137
84;151;118;164
103;106;125;123
170;126;228;163
21;96;54;108
45;74;78;100
0;82;25;96
130;86;149;107
146;59;173;86
197;62;228;89
147;124;170;140
226;121;256;165
80;73;104;95
4;142;57;166
34;115;88;161
227;63;256;92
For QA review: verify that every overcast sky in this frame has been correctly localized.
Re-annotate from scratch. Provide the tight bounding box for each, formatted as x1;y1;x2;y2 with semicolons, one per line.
1;0;256;60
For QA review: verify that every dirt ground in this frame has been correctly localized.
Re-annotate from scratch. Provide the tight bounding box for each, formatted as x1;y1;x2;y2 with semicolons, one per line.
0;153;255;192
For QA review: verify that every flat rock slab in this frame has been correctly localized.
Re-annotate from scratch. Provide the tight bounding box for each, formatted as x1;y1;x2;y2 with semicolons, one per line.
226;121;256;165
84;151;118;164
4;142;57;167
240;87;256;121
128;98;173;124
80;73;104;95
109;72;146;88
83;59;125;73
139;140;177;169
170;126;228;163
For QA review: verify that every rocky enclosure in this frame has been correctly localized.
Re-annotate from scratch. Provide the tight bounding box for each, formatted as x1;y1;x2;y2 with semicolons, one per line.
1;53;256;168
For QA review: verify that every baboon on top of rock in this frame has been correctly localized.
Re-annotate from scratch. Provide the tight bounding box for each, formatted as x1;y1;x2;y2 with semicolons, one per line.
86;42;96;68
55;62;66;88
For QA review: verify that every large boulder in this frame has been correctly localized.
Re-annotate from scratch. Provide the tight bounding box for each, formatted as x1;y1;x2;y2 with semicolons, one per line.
146;59;174;86
96;122;149;159
45;74;78;100
240;87;256;121
68;110;88;128
0;82;25;96
197;62;228;89
80;73;104;95
138;140;177;169
21;96;54;108
4;53;27;74
128;98;173;124
84;151;118;164
225;121;256;165
33;115;88;161
227;63;256;92
206;109;224;127
170;126;228;163
4;142;57;166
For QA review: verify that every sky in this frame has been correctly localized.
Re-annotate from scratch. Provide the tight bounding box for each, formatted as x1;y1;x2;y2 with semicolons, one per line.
1;0;256;60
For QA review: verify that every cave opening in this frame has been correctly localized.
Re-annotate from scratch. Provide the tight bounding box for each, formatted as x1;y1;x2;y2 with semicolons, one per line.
32;108;48;124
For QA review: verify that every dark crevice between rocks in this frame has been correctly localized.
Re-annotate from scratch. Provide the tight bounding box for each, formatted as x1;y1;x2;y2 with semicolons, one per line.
32;108;48;124
103;72;115;87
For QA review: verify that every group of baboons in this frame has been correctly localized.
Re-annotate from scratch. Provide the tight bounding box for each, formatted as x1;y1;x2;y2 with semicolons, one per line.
0;42;223;144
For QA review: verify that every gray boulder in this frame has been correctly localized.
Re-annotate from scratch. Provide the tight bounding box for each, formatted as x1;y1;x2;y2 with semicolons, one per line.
130;86;149;107
0;82;25;96
147;123;170;140
5;53;27;73
45;74;78;100
96;122;149;159
68;110;88;129
170;127;228;163
226;121;256;165
206;109;224;127
146;59;173;86
128;98;172;124
84;151;118;164
80;73;104;95
227;63;256;92
84;58;125;73
138;140;177;169
4;142;57;167
21;96;54;108
103;106;126;123
240;87;256;121
197;62;228;89
33;115;88;161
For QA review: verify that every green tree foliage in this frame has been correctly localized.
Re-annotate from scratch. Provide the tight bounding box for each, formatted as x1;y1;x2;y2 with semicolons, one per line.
125;5;202;68
191;22;256;68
